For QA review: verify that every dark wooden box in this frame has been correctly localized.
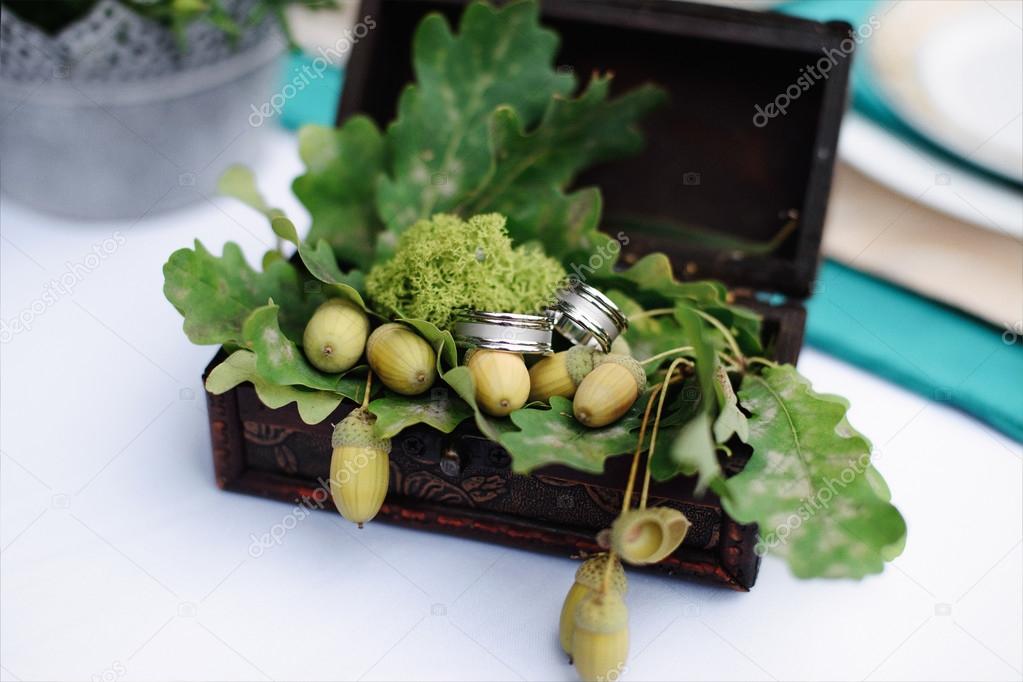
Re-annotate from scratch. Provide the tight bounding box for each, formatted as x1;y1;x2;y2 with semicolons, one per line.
205;0;852;590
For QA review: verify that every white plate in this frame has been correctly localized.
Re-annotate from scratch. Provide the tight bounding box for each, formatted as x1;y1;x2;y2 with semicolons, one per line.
839;113;1023;241
868;0;1023;184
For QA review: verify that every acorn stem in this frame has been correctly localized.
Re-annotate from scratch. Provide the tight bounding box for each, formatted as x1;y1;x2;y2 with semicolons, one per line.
621;390;659;515
692;308;746;369
620;372;687;516
361;371;373;409
747;356;778;370
640;359;687;510
601;550;617;595
627;307;674;322
639;346;695;367
717;350;742;371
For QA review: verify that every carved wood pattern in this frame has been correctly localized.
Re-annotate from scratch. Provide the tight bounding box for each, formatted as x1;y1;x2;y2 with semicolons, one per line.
203;298;803;591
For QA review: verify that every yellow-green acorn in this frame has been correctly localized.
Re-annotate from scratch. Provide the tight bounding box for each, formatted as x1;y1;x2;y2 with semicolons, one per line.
330;407;391;528
467;349;529;417
559;554;627;656
611;507;691;565
573;354;647;428
572;590;629;682
528;347;603;402
366;323;437;395
303;298;369;373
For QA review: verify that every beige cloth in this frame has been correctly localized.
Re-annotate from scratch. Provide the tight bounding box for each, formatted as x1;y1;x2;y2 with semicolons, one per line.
822;162;1023;327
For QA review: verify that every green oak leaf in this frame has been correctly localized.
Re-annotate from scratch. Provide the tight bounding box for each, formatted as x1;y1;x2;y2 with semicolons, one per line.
608;290;689;377
605;253;727;306
270;216;367;308
399;317;458;370
505;187;605;269
647;377;705;481
206;350;342;425
292;118;385;269
215;168;368;308
217;165;284;220
500;396;641;474
674;304;718;409
241;303;365;403
262;250;285;269
375;0;574;237
163;240;321;345
650;377;705;431
458;76;666;260
663;411;719;494
608;213;799;257
712;364;749;444
645;307;722;490
703;304;763;356
369;391;473;439
724;365;907;579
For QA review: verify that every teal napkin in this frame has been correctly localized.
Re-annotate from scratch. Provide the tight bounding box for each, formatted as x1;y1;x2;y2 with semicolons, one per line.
808;262;1023;442
277;53;344;130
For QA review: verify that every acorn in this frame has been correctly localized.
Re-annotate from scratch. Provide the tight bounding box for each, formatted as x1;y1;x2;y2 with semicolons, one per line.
573;354;647;428
528;347;603;402
559;553;627;656
366;323;437;395
329;407;391;528
303;298;369;373
466;349;529;417
572;590;630;682
611;507;691;565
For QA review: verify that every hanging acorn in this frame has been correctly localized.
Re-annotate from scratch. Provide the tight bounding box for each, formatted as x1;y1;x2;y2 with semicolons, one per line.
571;589;630;682
559;553;627;657
329;407;391;528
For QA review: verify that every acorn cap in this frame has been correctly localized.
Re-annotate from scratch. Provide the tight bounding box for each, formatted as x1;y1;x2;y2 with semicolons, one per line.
331;407;391;453
598;353;647;393
574;590;628;635
611;507;691;565
574;554;627;595
610;336;632;357
565;346;603;386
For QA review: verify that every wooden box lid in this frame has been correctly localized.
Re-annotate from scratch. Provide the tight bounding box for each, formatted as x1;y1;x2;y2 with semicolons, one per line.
338;0;853;298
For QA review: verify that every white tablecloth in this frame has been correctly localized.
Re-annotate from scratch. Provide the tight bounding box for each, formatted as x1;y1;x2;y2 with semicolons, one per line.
2;128;1020;682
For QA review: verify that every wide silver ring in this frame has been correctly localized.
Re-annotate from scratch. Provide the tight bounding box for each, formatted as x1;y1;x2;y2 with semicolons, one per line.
452;310;554;354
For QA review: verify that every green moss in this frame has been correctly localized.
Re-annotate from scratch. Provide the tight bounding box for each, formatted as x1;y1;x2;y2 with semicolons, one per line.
366;213;567;330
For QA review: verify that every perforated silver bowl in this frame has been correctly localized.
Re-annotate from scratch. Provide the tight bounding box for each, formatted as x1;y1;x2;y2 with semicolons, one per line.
0;0;285;219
